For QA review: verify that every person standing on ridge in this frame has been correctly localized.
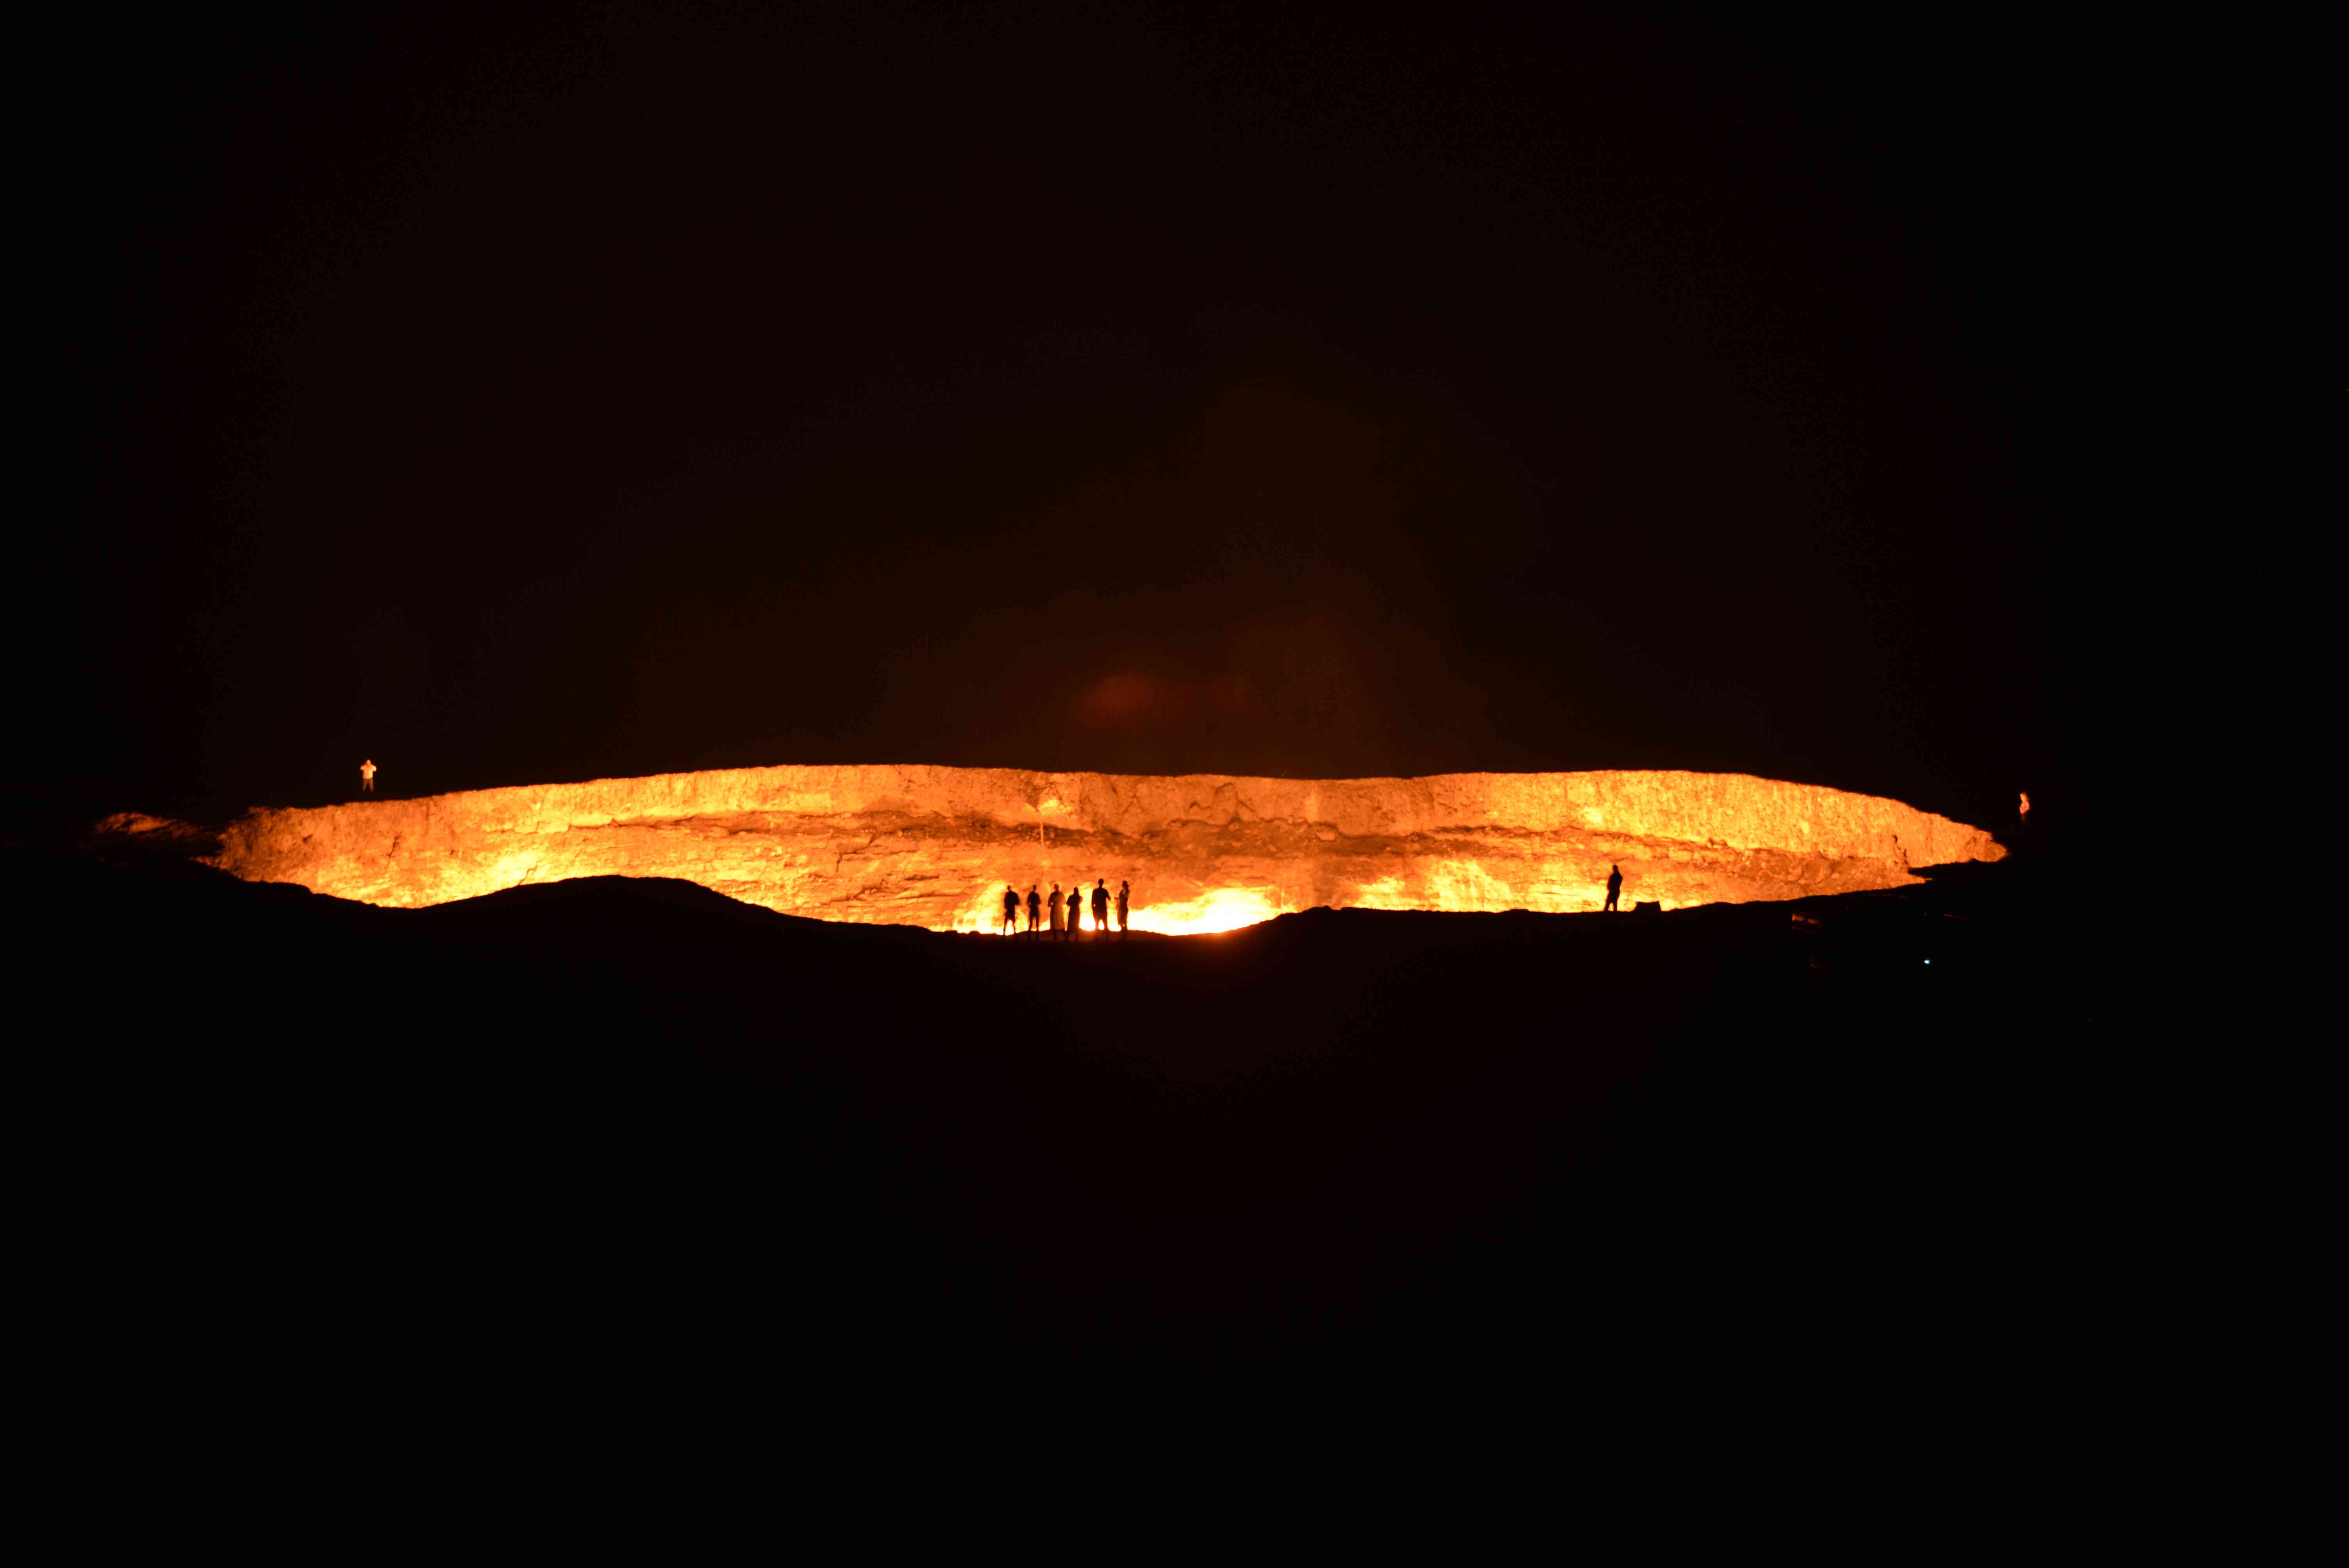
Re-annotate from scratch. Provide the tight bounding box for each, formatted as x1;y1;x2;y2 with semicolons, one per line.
1025;884;1041;937
1091;879;1110;939
1001;884;1020;936
1603;864;1623;913
359;759;377;795
1048;882;1064;939
1117;880;1131;937
1066;886;1084;939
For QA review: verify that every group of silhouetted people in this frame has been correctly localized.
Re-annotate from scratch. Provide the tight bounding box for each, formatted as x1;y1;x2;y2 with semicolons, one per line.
1002;878;1130;939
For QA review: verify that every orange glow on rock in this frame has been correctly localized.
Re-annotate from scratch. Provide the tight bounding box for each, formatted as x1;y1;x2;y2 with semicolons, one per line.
193;764;2005;932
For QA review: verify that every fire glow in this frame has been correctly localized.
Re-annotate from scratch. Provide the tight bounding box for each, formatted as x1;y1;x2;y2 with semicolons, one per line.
185;763;2006;933
1135;887;1286;935
949;885;1285;935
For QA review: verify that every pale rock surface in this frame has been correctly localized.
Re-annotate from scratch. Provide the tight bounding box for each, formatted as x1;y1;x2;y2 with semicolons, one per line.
190;765;2005;932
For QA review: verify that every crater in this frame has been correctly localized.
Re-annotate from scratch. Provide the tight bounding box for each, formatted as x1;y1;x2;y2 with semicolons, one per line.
160;764;2004;934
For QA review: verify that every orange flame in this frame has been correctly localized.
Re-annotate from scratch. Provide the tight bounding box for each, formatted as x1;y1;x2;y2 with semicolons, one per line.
1129;887;1288;935
952;884;1292;936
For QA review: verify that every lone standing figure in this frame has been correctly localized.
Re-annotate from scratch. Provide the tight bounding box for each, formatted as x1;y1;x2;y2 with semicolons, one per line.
1066;887;1083;938
1091;879;1110;938
1026;884;1041;936
359;759;377;794
1116;880;1131;937
1048;882;1064;938
1002;884;1020;936
1603;864;1623;913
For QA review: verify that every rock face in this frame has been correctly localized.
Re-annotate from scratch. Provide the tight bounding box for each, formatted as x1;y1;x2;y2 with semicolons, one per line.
198;765;2004;932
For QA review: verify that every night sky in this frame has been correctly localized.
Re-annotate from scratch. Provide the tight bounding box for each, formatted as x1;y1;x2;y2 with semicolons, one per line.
43;5;2091;827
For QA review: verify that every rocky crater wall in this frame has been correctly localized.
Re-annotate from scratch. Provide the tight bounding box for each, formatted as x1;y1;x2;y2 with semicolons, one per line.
189;765;2005;932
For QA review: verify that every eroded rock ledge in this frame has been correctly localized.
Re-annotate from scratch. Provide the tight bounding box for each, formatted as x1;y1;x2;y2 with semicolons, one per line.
184;764;2004;932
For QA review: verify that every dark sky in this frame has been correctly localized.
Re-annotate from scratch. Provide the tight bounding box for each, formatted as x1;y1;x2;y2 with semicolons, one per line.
43;4;2092;827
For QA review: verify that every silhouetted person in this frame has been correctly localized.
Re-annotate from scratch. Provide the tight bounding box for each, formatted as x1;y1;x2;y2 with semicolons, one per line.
359;759;377;795
1048;882;1064;938
1603;864;1623;913
1001;884;1019;936
1025;884;1041;936
1117;880;1131;937
1091;879;1109;937
1067;888;1083;938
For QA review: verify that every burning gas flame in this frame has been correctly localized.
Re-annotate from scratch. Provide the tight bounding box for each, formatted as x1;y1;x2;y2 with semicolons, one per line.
1128;887;1287;935
952;883;1291;936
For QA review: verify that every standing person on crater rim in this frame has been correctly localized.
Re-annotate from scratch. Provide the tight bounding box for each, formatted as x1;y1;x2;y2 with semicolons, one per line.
1067;886;1083;939
359;759;377;795
1001;884;1020;936
1026;884;1041;938
1604;864;1623;913
1048;882;1064;940
1091;879;1110;939
1117;880;1131;937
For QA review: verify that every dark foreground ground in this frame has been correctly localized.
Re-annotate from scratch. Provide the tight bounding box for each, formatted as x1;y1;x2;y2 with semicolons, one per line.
24;832;2089;1450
